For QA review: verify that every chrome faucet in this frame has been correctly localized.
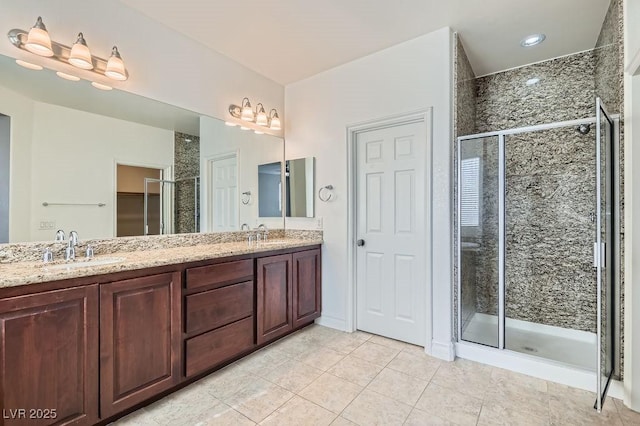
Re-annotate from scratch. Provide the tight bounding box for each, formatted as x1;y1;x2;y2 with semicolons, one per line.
55;229;65;242
65;231;78;261
241;223;250;231
257;224;268;242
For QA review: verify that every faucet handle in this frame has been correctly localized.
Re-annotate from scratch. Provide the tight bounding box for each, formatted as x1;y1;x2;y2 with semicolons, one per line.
55;230;65;242
69;231;79;246
85;245;94;259
43;247;53;263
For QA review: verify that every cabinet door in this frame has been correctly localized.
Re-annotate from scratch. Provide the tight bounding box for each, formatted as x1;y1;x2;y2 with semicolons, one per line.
100;272;181;418
256;254;293;345
292;249;322;328
0;285;99;426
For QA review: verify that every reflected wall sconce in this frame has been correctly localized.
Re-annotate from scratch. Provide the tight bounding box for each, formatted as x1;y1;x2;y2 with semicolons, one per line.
7;16;129;87
228;97;282;133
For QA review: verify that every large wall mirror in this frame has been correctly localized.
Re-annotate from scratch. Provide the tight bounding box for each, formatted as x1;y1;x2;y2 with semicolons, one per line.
0;53;284;243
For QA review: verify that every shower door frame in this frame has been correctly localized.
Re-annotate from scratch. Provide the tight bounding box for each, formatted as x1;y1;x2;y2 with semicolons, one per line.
456;114;619;366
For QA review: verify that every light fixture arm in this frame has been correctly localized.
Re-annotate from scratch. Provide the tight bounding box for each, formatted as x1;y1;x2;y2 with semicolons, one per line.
7;26;128;81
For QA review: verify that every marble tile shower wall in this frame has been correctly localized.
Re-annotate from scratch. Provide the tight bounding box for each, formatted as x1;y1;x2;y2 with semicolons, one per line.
473;52;598;333
453;34;477;338
174;132;200;234
594;0;624;377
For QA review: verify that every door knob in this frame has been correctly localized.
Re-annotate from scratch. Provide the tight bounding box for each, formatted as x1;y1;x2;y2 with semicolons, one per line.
357;239;365;247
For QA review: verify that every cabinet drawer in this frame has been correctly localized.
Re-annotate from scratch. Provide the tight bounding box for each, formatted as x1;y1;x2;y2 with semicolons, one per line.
185;281;253;335
186;259;253;290
185;316;254;377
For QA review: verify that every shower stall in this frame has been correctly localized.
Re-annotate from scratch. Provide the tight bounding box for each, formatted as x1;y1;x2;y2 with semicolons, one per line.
456;99;618;410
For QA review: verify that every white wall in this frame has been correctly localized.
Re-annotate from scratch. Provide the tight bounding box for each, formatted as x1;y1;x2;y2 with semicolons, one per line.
284;28;454;359
200;117;284;231
624;0;640;411
30;102;174;241
0;115;10;242
0;84;33;242
0;0;284;132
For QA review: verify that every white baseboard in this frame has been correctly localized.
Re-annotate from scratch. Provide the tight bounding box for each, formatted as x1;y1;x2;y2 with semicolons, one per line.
315;315;348;331
430;339;456;361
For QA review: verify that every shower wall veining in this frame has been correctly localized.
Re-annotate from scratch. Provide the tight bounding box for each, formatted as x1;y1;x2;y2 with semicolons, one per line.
454;0;624;356
174;132;200;234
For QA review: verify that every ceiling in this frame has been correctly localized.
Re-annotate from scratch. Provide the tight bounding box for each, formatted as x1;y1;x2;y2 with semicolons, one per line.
119;0;610;85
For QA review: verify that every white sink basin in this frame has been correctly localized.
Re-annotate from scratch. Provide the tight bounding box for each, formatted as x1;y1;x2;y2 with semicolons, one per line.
46;257;125;270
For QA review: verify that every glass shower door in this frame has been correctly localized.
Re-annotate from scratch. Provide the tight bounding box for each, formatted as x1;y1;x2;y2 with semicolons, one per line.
458;135;501;348
596;98;615;411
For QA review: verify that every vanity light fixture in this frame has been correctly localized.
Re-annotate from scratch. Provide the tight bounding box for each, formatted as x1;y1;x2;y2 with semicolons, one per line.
8;17;129;83
241;98;254;121
69;32;93;69
15;59;43;70
228;98;282;133
24;17;53;57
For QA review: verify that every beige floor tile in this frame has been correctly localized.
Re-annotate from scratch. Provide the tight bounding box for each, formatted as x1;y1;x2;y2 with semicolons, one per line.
145;384;222;425
366;368;428;406
350;341;400;366
262;359;323;393
386;350;441;381
330;416;358;426
199;366;260;401
484;379;550;421
260;395;336;426
404;408;456;426
614;398;640;425
235;347;292;376
223;377;294;423
549;394;623;425
342;389;412;426
415;382;482;426
296;346;346;371
299;372;363;413
478;400;549;426
322;333;370;355
430;359;493;400
113;408;159;425
269;334;318;358
327;354;384;387
490;367;548;393
190;403;256;426
548;382;619;416
368;334;421;352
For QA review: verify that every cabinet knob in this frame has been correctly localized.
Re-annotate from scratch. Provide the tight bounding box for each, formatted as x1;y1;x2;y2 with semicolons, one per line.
357;239;365;247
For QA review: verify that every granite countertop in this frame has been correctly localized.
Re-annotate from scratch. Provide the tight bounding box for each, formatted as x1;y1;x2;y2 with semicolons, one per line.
0;238;323;289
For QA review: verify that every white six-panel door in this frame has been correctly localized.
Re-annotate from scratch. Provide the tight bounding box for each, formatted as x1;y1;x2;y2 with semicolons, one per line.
210;155;238;232
356;121;426;345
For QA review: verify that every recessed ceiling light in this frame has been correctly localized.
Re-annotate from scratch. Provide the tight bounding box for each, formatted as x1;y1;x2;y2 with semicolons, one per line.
15;59;43;70
254;130;264;135
240;126;250;130
521;34;546;47
91;82;112;91
225;121;238;127
526;77;540;86
56;71;80;81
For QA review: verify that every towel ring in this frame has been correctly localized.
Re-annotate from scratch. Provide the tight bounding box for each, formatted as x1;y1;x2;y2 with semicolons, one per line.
241;191;251;205
318;185;334;202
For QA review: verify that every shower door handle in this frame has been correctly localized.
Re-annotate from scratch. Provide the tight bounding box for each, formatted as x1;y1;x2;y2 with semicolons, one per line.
593;242;605;268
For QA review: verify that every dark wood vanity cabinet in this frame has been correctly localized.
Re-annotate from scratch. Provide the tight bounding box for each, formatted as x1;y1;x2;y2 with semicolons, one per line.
99;272;181;419
0;285;99;426
183;260;256;377
0;244;320;424
257;248;322;345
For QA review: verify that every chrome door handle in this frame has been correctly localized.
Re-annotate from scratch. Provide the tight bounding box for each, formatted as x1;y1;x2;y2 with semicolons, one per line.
357;239;365;247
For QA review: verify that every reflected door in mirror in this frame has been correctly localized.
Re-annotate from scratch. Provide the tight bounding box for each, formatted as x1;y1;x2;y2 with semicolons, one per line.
258;162;283;218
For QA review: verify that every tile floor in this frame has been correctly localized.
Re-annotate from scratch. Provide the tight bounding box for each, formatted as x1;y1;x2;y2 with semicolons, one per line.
114;325;640;425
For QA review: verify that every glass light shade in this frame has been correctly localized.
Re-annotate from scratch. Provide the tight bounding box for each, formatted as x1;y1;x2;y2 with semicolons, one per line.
255;104;268;126
269;113;281;130
241;106;254;121
69;33;93;69
56;71;80;81
16;60;43;70
105;47;127;81
24;18;54;57
91;82;112;91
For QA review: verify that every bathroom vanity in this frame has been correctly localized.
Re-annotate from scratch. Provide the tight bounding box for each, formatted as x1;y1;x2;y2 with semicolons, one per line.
0;239;321;425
